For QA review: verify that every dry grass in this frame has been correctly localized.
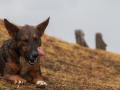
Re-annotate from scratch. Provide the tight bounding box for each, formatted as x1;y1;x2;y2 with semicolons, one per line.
0;19;120;90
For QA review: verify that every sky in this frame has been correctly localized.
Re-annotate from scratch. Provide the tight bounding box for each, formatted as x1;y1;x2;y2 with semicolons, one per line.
0;0;120;54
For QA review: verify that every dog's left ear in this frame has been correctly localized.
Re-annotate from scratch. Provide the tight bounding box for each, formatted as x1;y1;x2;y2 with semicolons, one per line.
36;17;50;37
4;19;19;39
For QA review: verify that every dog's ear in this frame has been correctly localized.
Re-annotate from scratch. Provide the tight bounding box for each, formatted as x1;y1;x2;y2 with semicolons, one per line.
36;17;50;37
4;19;19;39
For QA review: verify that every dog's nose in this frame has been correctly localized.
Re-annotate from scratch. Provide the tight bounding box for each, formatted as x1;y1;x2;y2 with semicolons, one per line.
32;51;39;58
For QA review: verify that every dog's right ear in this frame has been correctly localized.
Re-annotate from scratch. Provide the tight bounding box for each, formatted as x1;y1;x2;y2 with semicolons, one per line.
4;19;19;39
36;17;50;37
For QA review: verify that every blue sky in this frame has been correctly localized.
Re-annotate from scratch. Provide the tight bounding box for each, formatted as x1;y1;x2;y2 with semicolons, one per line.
0;0;120;54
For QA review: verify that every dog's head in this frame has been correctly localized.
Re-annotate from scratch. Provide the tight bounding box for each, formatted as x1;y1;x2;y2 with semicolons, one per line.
4;18;50;65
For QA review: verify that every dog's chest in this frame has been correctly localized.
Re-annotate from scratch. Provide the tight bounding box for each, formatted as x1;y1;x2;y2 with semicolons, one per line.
19;57;31;75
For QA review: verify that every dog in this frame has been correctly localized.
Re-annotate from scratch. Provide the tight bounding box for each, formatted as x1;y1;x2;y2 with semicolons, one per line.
0;17;50;88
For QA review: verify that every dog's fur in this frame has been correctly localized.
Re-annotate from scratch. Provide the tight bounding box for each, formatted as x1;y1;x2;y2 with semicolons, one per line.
0;18;50;88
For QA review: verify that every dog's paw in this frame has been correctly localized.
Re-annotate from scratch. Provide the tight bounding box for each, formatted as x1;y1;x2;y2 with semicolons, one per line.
10;75;26;84
36;81;47;88
14;78;26;85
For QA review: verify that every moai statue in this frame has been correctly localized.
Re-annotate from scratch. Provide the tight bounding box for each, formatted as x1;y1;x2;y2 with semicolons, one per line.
96;33;107;50
75;30;88;47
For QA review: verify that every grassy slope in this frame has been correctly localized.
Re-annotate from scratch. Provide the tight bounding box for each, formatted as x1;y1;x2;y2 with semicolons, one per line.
0;19;120;90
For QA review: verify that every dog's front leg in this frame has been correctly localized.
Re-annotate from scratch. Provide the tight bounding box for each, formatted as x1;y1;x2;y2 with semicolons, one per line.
29;64;47;88
3;60;26;84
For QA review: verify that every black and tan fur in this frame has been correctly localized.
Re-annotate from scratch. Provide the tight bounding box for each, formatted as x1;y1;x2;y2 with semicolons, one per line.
0;17;50;88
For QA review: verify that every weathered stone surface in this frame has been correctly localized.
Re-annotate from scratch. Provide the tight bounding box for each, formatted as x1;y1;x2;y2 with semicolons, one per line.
96;33;107;50
75;30;88;47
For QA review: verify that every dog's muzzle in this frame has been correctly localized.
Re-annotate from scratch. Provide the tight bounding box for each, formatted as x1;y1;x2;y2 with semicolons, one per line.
28;51;39;65
27;48;44;65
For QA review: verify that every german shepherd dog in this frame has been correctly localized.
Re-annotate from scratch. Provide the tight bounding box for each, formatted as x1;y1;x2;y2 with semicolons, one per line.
0;17;50;88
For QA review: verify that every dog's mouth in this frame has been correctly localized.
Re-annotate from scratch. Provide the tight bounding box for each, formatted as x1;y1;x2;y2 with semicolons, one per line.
28;58;37;65
25;53;39;65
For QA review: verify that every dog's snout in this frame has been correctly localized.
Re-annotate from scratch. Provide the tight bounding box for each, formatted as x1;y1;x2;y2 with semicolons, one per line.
32;51;39;58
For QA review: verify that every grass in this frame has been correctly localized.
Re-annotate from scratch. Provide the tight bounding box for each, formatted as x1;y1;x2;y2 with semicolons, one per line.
0;19;120;89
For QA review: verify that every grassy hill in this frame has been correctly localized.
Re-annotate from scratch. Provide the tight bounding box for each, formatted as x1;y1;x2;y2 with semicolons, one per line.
0;19;120;90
